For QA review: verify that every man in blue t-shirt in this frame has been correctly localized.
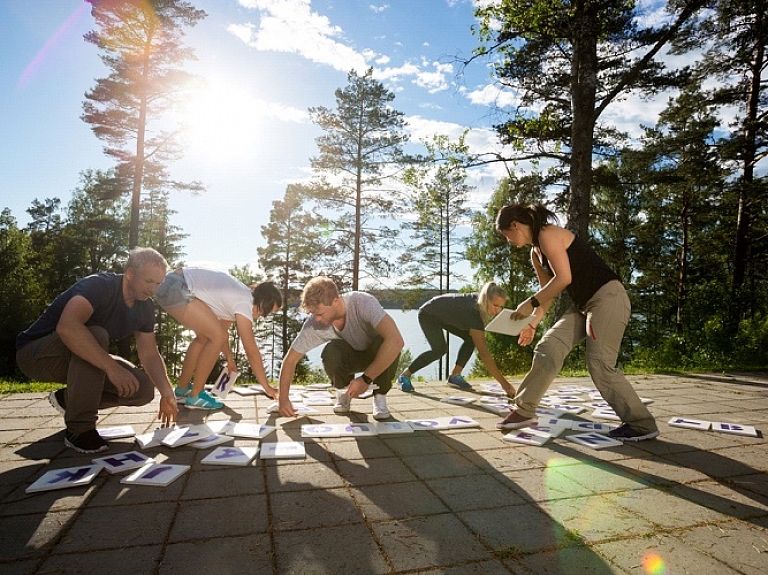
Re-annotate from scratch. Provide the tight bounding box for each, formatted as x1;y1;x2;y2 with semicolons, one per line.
16;248;178;453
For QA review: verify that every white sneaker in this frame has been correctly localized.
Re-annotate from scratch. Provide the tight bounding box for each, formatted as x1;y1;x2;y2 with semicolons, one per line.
333;389;351;414
372;394;390;421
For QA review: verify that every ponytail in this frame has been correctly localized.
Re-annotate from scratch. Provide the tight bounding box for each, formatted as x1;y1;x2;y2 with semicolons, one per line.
495;203;558;247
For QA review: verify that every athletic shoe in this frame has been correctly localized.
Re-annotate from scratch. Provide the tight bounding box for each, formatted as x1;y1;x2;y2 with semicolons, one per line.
447;375;472;390
333;390;351;414
398;374;415;392
174;385;192;402
372;394;391;420
185;390;224;410
608;423;660;442
48;389;66;416
496;410;538;430
64;429;108;454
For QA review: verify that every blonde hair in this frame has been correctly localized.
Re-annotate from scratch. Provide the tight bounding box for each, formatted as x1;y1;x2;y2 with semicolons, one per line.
301;276;339;311
477;281;507;325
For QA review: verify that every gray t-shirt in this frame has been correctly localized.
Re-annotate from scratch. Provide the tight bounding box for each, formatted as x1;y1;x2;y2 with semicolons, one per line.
291;292;387;355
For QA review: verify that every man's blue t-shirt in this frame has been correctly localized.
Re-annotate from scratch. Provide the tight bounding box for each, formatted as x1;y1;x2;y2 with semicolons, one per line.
16;273;156;350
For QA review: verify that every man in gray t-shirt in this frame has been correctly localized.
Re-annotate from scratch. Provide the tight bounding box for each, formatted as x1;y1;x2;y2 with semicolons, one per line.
278;277;404;421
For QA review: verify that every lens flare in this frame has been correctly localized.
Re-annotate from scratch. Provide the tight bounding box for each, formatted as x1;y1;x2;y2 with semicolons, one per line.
642;552;667;575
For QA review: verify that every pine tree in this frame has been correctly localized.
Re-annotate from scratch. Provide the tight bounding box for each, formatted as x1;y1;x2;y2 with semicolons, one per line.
308;68;409;289
82;0;206;248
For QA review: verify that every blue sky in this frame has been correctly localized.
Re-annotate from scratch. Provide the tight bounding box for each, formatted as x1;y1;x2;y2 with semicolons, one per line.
1;0;674;285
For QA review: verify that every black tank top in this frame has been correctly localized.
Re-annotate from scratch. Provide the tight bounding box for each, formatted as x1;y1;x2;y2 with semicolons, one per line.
540;234;621;308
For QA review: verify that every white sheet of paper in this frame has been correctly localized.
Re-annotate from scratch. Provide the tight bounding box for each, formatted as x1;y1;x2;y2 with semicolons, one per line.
135;427;176;449
201;446;258;466
92;451;154;474
259;441;306;459
485;309;537;336
408;416;480;430
161;424;214;448
374;421;415;435
97;426;136;439
189;433;234;449
567;432;623;450
227;422;276;439
26;464;102;493
210;369;239;399
120;463;190;486
711;422;758;437
668;417;712;431
502;428;551;446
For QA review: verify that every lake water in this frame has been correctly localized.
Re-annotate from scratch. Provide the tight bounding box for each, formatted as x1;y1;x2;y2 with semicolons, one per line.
305;308;476;380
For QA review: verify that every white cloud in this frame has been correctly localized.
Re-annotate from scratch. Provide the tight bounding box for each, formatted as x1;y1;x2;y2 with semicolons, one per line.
466;83;521;109
233;0;369;73
369;3;389;13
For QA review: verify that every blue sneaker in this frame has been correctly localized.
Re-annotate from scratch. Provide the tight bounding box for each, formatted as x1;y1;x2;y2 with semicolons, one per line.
398;374;415;392
447;375;472;390
185;390;224;410
174;385;192;403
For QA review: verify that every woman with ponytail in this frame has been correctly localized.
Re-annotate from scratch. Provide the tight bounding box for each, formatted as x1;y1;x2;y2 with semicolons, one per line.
397;282;516;396
494;204;658;441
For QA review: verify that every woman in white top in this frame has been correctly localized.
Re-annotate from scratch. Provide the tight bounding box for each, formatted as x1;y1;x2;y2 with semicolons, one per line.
156;268;282;410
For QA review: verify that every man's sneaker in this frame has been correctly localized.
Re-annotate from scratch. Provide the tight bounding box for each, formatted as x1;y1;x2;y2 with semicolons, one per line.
174;385;192;402
185;390;224;410
398;374;415;392
447;374;472;390
48;389;66;416
608;423;660;442
64;429;108;454
333;390;351;414
372;394;391;420
496;410;538;430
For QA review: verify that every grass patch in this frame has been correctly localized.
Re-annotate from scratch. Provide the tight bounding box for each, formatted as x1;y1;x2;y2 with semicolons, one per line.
0;379;61;397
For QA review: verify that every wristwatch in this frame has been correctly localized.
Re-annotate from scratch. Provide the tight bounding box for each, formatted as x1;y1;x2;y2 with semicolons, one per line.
529;295;541;308
361;374;373;385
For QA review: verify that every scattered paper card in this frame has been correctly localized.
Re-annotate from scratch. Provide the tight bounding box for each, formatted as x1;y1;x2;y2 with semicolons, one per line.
211;368;239;399
408;416;480;431
485;309;537;336
189;433;234;449
301;424;342;438
227;422;276;439
441;396;477;406
92;451;154;474
479;402;514;415
259;441;306;460
120;463;190;487
668;417;711;431
549;404;586;415
205;419;236;435
135;427;176;449
712;422;758;437
570;421;616;434
567;432;623;450
201;446;259;466
161;424;214;448
306;383;332;390
232;386;260;396
591;409;621;421
502;428;551;446
302;396;335;406
26;464;102;493
479;383;508;396
528;424;567;438
374;421;415;435
97;426;136;439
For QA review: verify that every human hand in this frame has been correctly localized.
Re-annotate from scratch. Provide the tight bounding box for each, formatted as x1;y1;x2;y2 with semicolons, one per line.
157;395;179;427
346;377;369;398
108;367;139;397
262;384;278;400
278;398;297;417
517;323;536;347
511;299;534;320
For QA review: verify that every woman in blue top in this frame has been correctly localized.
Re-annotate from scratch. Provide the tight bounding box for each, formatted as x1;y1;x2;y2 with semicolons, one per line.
397;282;516;396
494;203;658;441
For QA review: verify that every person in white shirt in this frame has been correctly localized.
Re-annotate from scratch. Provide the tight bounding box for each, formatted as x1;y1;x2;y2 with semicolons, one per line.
277;276;404;421
155;268;282;410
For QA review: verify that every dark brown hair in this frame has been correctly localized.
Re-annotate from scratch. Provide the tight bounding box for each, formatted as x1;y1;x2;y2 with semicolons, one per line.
252;281;282;315
495;203;559;247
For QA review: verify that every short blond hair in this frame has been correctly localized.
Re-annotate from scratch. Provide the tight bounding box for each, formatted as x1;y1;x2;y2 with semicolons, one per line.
477;281;507;325
301;277;339;311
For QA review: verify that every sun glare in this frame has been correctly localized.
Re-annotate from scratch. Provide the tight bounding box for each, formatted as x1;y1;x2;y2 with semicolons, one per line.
179;80;262;163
